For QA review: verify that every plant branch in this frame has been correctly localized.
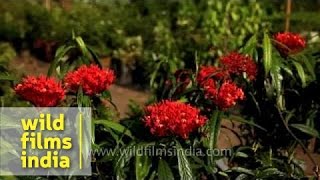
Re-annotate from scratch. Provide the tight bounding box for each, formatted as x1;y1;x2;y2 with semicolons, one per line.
277;107;319;178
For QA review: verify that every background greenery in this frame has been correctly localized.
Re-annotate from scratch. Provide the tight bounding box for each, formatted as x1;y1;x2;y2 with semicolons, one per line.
1;0;319;85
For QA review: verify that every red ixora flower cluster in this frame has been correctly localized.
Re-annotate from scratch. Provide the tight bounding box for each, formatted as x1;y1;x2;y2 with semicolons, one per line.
64;64;115;96
143;100;207;139
197;66;228;84
214;81;245;109
197;66;245;110
15;76;65;107
273;32;306;56
220;52;257;81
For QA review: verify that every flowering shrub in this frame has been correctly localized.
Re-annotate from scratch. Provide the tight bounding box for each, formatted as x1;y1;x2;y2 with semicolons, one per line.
273;32;306;56
64;64;115;96
15;75;65;107
143;100;207;139
2;33;319;179
234;32;319;178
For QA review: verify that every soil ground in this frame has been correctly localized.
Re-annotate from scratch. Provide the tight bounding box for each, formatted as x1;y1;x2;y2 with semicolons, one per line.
9;53;320;176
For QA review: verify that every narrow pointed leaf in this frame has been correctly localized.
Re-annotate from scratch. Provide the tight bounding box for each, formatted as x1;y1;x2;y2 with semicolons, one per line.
290;124;319;138
225;115;267;132
256;168;285;178
208;110;222;166
135;155;152;180
241;34;257;55
87;46;102;68
95;120;133;139
175;141;193;180
263;32;272;75
230;167;254;176
292;61;306;87
47;45;75;76
158;159;174;180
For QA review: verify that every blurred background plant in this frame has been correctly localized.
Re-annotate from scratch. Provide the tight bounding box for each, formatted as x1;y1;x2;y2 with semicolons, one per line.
0;43;16;66
0;0;319;86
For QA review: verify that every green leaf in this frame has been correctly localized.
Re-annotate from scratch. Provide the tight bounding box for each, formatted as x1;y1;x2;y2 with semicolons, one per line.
100;90;118;112
240;34;257;55
230;167;254;176
0;138;20;158
234;152;248;158
226;115;267;132
158;159;174;180
75;36;90;64
94;120;133;139
47;45;75;76
168;58;178;73
290;124;319;138
87;46;102;68
280;64;294;77
0;170;15;176
270;56;282;97
0;74;16;81
292;61;306;87
218;171;229;178
234;174;249;180
149;170;157;180
135;155;152;180
0;114;20;129
208;110;223;167
91;119;96;145
293;54;316;80
114;143;135;179
150;59;163;88
301;57;316;80
79;90;91;109
256;168;285;178
76;87;84;107
101;90;112;101
0;176;18;180
76;87;91;107
263;32;272;76
175;140;193;180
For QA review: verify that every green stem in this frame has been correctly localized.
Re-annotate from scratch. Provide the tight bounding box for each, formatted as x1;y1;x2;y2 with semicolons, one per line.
208;110;223;167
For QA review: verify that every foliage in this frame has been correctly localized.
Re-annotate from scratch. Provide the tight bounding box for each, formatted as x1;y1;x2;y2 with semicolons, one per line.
239;32;318;146
1;30;319;178
92;29;319;179
0;43;16;66
0;0;320;179
201;0;267;57
0;0;268;87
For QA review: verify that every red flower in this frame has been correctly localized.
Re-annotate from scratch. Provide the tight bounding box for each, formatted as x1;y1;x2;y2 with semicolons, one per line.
197;66;228;85
201;80;244;110
214;81;245;110
273;32;306;56
143;100;207;139
197;66;245;109
15;75;65;107
202;78;218;99
220;52;257;81
64;64;115;96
